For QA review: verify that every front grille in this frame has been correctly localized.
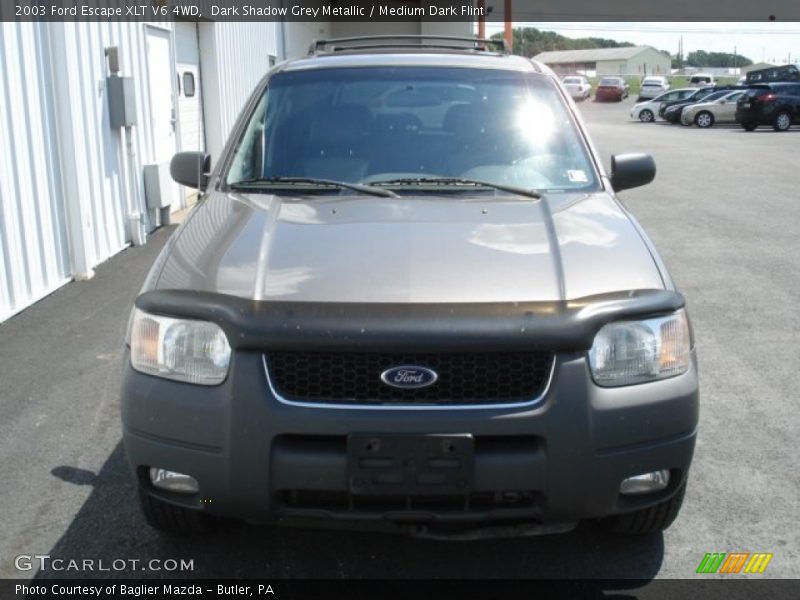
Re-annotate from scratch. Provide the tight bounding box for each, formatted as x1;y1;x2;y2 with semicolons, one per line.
265;351;553;405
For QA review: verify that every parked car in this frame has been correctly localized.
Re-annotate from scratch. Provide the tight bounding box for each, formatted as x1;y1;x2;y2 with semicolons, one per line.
630;88;696;122
736;82;800;131
594;77;630;102
638;76;670;101
681;90;746;127
562;75;592;101
688;73;716;87
658;86;738;122
662;89;738;123
122;35;698;539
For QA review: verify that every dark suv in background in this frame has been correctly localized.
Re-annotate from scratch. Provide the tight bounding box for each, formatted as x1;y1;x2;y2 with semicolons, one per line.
736;83;800;131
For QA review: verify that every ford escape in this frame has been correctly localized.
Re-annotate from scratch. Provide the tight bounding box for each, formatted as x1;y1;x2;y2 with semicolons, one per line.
121;36;698;538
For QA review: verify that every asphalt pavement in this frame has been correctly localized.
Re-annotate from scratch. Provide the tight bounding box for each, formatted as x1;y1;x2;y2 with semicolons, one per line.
0;98;797;582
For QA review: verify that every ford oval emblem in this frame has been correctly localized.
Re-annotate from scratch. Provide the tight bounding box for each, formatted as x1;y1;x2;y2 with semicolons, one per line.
380;366;438;389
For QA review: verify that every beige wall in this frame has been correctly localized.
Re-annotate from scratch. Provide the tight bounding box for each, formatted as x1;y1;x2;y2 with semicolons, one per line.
627;49;672;76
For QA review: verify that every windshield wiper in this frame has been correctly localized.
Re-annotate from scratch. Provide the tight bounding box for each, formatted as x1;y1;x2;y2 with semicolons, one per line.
229;177;399;198
369;177;542;200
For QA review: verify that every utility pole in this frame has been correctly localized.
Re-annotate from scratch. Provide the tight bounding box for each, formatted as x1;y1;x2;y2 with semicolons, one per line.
504;0;513;52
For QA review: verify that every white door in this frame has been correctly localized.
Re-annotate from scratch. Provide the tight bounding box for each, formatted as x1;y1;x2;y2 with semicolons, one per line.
174;22;205;208
145;27;179;207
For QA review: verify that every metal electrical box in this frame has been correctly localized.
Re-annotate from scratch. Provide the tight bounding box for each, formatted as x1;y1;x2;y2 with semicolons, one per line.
107;75;136;128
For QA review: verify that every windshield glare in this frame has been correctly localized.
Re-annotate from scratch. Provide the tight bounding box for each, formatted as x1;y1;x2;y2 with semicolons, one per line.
225;67;598;193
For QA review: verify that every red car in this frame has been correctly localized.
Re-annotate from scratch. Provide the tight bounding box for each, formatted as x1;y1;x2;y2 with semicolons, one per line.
594;77;630;102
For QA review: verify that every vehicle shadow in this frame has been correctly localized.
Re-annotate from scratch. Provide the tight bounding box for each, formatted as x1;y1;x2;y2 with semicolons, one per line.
34;442;664;584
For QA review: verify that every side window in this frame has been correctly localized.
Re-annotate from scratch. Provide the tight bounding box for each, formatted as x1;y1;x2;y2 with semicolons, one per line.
182;72;196;98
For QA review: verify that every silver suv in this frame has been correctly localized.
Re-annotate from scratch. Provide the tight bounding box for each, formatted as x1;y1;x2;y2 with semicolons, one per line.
122;36;698;538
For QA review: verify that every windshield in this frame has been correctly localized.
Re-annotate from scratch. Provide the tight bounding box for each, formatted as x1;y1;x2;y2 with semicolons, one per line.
700;90;729;102
691;76;712;84
599;78;619;86
225;67;598;193
563;77;582;84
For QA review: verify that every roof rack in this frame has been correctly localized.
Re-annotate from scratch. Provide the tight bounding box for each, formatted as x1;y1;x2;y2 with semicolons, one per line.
309;35;507;56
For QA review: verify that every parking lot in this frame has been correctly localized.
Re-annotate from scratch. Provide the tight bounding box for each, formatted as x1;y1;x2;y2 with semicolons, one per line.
1;95;798;582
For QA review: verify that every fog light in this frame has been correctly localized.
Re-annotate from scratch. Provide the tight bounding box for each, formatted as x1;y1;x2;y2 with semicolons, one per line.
149;467;199;494
620;470;670;495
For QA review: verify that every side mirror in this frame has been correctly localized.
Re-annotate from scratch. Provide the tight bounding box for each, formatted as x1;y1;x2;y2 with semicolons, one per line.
610;153;656;192
170;151;210;190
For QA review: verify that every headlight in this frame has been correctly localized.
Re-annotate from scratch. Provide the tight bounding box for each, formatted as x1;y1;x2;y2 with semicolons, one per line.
130;308;231;385
588;310;691;387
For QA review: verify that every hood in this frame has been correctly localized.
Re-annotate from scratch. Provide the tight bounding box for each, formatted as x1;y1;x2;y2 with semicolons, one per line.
153;191;664;303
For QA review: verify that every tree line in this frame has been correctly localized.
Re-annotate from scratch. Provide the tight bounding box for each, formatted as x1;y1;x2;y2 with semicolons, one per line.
495;28;753;68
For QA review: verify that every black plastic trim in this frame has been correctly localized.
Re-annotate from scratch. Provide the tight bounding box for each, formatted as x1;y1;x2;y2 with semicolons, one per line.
134;289;685;352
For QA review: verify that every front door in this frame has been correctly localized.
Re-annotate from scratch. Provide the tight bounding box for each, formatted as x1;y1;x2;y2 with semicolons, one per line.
145;26;179;208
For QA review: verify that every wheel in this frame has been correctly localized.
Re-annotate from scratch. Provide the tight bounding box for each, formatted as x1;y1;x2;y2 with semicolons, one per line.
639;109;654;123
695;111;714;128
741;122;758;131
138;488;211;535
601;480;687;535
773;110;792;131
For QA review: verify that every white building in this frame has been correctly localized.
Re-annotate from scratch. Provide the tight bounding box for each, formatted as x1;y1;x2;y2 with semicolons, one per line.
0;19;471;323
534;46;672;78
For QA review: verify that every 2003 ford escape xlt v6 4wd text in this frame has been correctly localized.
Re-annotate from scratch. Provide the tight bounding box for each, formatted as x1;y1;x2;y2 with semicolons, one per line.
121;36;698;538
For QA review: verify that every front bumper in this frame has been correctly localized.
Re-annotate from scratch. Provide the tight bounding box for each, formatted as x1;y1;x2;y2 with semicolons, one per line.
121;347;699;533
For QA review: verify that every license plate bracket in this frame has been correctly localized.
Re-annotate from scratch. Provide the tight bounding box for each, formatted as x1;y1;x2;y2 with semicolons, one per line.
347;434;474;496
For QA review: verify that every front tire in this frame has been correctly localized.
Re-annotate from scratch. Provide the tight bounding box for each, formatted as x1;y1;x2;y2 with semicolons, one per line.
601;480;687;535
639;109;654;123
138;488;211;535
695;111;715;128
774;110;792;131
